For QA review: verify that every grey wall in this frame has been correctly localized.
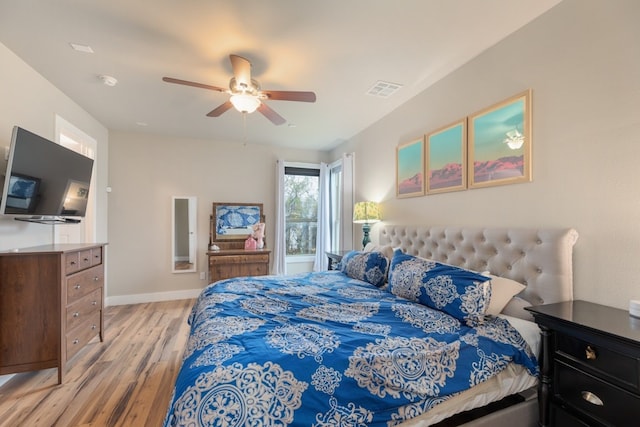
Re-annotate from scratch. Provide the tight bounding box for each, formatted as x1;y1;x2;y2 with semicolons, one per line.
107;131;327;299
0;44;109;251
331;0;640;310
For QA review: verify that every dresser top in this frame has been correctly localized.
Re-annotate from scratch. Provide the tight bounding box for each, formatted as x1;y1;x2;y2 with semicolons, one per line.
0;243;107;255
527;300;640;344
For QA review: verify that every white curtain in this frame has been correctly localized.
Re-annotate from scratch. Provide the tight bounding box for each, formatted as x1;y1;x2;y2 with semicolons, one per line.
341;153;355;250
273;159;286;275
313;162;330;271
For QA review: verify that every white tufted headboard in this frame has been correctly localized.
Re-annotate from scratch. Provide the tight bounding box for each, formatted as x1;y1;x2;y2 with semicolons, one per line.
378;226;579;315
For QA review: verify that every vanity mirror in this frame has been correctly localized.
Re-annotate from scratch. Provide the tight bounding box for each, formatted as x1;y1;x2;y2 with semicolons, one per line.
211;202;264;242
172;196;197;273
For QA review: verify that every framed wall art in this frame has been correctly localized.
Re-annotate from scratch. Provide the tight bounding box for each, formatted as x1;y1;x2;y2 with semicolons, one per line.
468;89;532;189
396;137;424;198
425;119;467;194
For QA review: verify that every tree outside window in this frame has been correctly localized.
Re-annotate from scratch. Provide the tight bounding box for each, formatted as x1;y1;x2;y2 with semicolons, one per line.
284;170;318;256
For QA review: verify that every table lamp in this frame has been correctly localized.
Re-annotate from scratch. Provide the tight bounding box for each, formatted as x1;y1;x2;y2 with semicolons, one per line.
353;201;381;249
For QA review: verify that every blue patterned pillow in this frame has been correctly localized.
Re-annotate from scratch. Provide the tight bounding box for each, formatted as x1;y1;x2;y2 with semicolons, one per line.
340;250;389;287
388;250;491;324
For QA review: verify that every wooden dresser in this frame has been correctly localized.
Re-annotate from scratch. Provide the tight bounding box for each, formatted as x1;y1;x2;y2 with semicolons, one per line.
0;243;106;384
207;247;271;283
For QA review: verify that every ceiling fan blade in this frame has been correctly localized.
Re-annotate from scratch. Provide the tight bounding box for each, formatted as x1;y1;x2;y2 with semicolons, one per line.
257;103;286;126
262;90;317;102
230;54;252;87
162;77;226;92
206;101;234;117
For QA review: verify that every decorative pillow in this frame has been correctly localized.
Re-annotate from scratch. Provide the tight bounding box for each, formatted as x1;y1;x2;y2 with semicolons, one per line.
340;250;389;287
483;273;526;316
363;243;395;260
388;250;491;324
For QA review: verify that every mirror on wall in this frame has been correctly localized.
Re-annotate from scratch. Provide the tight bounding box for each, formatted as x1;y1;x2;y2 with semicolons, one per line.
172;196;197;273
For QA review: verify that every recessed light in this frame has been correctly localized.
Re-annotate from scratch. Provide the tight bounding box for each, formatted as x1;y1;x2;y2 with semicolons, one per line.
136;122;148;127
69;43;94;53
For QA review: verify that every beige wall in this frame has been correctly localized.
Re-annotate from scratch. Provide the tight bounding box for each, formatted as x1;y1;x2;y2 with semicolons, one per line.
107;131;327;300
0;43;109;250
331;0;640;310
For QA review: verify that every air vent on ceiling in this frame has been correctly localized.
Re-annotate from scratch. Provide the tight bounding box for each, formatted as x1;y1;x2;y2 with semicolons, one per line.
69;43;94;53
366;80;403;98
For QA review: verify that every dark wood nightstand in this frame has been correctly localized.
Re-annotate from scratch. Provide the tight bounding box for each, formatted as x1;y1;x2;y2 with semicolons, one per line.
326;250;351;270
526;300;640;427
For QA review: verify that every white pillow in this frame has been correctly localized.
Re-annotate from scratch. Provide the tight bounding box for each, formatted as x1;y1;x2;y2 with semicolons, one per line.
484;273;526;315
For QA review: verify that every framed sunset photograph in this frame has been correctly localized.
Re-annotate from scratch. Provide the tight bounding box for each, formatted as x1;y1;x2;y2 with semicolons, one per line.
396;138;424;198
425;119;467;194
468;90;532;189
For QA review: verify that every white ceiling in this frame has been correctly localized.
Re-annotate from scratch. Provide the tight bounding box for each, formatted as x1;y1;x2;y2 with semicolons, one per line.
0;0;562;151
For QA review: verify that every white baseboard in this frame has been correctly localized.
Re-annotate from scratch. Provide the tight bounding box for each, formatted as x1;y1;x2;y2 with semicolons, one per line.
0;374;14;388
106;288;201;306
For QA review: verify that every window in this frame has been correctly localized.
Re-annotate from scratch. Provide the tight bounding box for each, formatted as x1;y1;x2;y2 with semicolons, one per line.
329;161;342;252
284;166;319;256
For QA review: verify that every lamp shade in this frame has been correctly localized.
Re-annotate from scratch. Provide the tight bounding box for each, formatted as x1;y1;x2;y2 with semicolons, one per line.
353;201;381;223
230;93;261;113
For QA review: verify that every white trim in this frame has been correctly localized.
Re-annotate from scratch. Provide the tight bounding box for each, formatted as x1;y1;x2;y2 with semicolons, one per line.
0;374;14;388
106;288;201;306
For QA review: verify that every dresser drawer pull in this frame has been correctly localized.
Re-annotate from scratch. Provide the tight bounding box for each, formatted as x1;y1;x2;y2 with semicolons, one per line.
92;301;98;306
91;324;97;330
585;345;597;360
70;261;76;265
72;339;79;345
83;257;90;262
94;276;100;281
581;391;604;406
74;284;81;290
73;312;80;318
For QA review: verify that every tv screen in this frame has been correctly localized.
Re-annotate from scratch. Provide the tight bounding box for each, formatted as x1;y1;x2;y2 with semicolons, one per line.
0;126;94;218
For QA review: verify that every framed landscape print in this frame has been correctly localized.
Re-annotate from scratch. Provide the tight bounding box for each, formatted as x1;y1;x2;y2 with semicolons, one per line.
468;90;532;189
425;119;467;194
396;137;424;198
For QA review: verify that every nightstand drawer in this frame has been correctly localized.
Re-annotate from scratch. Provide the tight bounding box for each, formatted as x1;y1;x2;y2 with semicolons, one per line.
550;403;598;427
556;331;640;393
555;360;640;426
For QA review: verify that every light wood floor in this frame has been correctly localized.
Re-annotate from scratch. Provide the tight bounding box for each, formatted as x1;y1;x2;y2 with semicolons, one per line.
0;299;194;427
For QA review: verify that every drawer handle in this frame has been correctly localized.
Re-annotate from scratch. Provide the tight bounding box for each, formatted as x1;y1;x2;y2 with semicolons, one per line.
70;261;76;265
83;257;90;262
94;276;100;281
74;284;81;290
581;391;604;406
91;324;97;330
585;345;597;360
92;301;98;306
72;339;79;345
73;312;80;318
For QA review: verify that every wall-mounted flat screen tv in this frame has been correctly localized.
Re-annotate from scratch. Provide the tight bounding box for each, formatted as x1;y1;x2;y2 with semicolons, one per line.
0;126;94;219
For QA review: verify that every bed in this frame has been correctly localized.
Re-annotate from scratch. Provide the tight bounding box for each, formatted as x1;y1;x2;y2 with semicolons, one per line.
164;226;578;427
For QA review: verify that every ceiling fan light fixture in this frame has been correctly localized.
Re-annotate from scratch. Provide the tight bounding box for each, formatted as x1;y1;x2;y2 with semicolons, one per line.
230;93;261;113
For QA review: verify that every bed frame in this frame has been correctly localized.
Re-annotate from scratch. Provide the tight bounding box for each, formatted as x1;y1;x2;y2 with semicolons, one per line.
376;225;579;427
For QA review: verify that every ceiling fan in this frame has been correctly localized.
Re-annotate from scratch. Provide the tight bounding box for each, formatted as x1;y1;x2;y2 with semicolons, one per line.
162;54;316;126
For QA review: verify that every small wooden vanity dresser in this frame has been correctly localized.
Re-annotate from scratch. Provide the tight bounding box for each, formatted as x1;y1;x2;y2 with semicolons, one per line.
0;243;106;384
207;245;271;283
208;202;270;284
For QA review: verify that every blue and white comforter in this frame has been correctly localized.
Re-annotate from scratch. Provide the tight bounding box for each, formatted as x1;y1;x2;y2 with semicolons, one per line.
164;271;538;427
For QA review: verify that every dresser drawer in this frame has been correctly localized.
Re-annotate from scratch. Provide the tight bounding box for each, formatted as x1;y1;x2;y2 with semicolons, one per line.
65;251;80;274
66;288;102;331
556;331;640;393
555;360;640;426
209;254;269;265
66;265;104;303
90;247;102;266
550;403;601;427
66;311;101;361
